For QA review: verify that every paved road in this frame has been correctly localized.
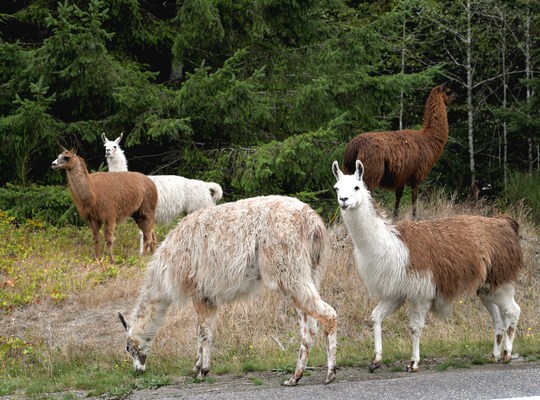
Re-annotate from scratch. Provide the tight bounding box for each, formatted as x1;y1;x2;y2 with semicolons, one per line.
124;361;540;400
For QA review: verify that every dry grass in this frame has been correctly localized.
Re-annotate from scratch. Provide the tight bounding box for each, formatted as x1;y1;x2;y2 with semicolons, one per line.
1;193;539;396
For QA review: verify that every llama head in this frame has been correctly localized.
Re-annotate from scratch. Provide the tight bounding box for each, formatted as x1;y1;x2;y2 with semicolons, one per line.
332;160;368;210
438;82;457;104
118;312;149;374
51;147;77;171
471;178;493;201
102;132;124;160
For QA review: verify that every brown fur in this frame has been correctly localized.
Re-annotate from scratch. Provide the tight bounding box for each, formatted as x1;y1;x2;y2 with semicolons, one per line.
343;84;456;217
397;214;523;303
52;148;157;262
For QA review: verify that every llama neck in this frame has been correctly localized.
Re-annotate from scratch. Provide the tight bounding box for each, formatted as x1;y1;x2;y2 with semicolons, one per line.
130;290;171;342
341;195;411;298
107;153;128;172
66;157;95;207
341;198;401;253
421;92;449;145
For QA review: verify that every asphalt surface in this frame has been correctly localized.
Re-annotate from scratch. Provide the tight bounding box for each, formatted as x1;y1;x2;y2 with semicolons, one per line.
123;361;540;400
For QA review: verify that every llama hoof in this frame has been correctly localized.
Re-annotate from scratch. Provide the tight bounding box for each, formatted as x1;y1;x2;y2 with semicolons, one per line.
325;368;337;385
282;377;299;387
501;351;512;363
488;354;499;363
406;361;419;373
196;368;209;379
368;361;381;373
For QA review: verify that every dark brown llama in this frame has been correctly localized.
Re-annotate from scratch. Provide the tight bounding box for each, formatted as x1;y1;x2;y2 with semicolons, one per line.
343;83;456;218
52;148;158;262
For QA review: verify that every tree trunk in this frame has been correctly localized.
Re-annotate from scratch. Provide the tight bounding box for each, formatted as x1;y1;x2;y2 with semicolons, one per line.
524;5;533;174
466;0;476;184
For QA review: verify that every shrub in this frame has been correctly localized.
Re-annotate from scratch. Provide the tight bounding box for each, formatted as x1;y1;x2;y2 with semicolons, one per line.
0;184;82;226
506;171;540;223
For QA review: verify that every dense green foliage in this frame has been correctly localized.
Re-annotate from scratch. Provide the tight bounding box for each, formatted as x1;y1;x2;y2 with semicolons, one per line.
506;172;540;222
0;184;81;225
1;0;539;209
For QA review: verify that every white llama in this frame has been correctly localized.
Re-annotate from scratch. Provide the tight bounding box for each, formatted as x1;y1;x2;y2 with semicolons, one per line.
119;195;338;386
332;160;523;372
102;133;223;253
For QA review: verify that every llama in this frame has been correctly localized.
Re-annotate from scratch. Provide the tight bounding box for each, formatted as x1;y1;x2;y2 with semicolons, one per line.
102;133;223;254
343;83;456;218
118;195;338;386
332;160;523;372
470;178;493;202
52;147;158;262
102;132;128;172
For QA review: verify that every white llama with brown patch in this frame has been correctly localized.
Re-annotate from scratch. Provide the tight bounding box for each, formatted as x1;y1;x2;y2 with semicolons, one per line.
119;195;338;386
52;148;158;262
102;133;223;254
332;160;523;372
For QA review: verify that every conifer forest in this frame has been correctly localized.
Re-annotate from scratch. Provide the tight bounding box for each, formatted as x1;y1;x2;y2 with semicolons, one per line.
1;0;539;220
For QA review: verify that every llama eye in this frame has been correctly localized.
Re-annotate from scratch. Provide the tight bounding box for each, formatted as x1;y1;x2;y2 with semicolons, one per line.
333;187;338;192
63;156;70;161
354;186;359;191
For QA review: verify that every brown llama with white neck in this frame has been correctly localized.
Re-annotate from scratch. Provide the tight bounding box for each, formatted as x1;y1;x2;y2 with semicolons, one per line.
333;160;523;373
119;195;338;386
343;83;456;218
52;148;157;262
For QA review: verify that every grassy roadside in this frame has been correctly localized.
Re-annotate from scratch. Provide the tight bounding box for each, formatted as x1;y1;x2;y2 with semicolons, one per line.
1;195;539;399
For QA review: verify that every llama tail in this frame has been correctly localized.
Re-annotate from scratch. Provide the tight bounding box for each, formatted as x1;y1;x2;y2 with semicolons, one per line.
206;182;223;203
495;215;520;234
305;212;328;287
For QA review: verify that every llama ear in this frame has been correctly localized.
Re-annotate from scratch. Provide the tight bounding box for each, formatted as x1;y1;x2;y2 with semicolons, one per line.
440;81;452;91
355;160;364;181
332;161;342;181
101;132;107;143
116;132;123;144
118;312;130;331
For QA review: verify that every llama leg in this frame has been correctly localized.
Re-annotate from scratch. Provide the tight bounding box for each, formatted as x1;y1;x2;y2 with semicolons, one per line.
286;292;337;386
411;185;419;219
282;309;318;386
192;300;218;379
370;298;403;371
135;218;155;256
479;293;505;361
138;230;144;256
88;219;103;261
393;187;404;219
484;284;521;362
103;221;116;263
407;300;431;372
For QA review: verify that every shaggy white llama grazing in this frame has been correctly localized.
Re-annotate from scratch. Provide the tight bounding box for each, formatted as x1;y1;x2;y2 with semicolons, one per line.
332;160;523;372
119;195;338;386
102;133;223;253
